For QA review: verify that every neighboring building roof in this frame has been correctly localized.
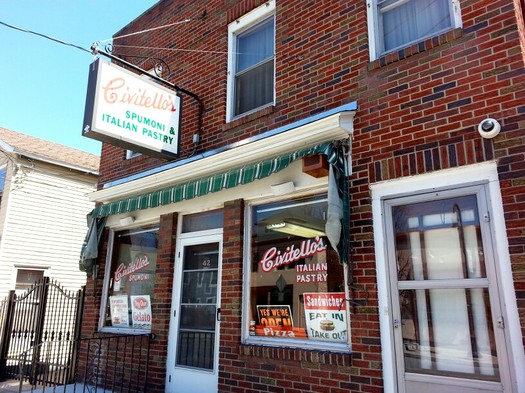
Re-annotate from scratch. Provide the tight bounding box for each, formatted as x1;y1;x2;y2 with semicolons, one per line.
0;127;100;174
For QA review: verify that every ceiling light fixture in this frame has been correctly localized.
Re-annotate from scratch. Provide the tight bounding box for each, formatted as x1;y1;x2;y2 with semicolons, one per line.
266;222;326;238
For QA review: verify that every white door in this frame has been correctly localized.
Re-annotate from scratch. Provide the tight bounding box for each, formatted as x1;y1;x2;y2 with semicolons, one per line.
166;232;222;393
384;185;512;393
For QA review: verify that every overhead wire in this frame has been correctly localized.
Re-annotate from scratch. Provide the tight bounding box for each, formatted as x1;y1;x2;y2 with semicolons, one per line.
0;20;91;54
98;18;192;43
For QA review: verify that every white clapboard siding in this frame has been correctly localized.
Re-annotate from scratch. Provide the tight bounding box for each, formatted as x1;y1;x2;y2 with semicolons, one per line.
0;161;97;298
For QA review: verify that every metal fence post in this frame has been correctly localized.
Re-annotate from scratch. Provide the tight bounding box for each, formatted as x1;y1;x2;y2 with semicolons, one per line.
0;291;17;380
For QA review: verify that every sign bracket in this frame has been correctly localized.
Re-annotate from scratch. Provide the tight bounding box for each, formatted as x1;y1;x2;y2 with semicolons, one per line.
92;45;204;139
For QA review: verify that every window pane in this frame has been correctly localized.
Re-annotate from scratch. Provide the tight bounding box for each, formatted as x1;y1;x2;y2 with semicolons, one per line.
16;269;44;291
0;168;6;194
235;60;274;116
381;0;452;52
393;195;486;281
182;210;223;233
237;18;274;72
234;16;275;117
401;288;499;380
105;226;159;330
249;196;348;344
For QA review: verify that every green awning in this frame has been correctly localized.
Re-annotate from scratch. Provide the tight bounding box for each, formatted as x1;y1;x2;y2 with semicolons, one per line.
92;142;336;217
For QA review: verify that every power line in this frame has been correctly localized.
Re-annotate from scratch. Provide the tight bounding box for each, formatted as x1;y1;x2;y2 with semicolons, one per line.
0;20;91;54
110;44;231;55
98;18;192;43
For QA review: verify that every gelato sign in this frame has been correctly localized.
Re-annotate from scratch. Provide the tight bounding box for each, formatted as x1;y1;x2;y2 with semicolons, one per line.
83;58;181;158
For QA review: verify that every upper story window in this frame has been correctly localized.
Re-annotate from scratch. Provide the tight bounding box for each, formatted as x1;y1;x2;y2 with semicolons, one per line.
244;195;351;351
367;0;462;60
227;0;275;122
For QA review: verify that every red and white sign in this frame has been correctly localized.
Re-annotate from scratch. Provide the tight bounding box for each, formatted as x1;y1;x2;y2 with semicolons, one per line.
130;295;152;329
83;58;181;158
303;292;347;343
259;236;327;272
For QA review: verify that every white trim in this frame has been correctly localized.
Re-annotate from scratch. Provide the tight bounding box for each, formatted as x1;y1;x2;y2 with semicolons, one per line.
371;161;525;393
90;109;355;203
226;0;276;122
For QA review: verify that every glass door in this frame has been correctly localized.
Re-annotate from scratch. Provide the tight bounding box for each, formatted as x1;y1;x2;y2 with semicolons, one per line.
167;233;222;393
384;186;511;393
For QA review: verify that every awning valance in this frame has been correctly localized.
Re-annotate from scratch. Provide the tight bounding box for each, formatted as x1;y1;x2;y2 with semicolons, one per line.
92;142;338;217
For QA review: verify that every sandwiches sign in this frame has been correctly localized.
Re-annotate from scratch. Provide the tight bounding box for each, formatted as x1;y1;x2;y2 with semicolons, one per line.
83;58;182;158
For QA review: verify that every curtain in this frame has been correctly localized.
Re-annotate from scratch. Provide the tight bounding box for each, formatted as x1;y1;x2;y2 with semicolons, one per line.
381;0;451;52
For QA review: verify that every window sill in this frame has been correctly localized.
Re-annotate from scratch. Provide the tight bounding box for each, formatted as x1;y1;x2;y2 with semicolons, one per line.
368;28;463;71
222;105;275;132
239;343;352;365
98;326;152;335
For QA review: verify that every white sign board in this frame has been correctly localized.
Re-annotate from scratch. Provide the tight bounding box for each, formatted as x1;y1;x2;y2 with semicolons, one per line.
83;58;181;158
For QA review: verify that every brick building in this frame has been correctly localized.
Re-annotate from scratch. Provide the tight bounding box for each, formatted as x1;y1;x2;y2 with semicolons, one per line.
80;0;525;392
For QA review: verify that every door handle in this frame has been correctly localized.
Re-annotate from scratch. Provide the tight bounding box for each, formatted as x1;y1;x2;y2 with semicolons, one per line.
216;307;221;322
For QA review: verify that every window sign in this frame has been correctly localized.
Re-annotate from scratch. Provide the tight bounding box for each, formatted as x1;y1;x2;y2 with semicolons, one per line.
247;195;349;348
103;226;158;331
303;292;347;342
109;295;130;327
130;295;153;329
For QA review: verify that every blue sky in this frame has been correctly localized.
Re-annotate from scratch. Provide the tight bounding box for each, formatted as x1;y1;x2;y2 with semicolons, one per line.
0;1;158;155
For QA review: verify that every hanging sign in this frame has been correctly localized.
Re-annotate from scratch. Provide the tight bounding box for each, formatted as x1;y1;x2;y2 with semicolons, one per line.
303;292;347;342
83;58;182;158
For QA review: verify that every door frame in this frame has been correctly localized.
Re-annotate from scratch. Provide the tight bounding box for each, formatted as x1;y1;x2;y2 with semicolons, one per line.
370;162;525;393
166;228;223;392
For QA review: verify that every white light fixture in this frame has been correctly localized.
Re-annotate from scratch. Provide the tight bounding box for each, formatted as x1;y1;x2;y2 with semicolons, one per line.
267;222;326;238
270;181;295;196
119;216;135;226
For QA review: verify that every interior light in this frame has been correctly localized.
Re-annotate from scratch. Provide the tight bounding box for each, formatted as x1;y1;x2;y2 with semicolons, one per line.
266;222;326;238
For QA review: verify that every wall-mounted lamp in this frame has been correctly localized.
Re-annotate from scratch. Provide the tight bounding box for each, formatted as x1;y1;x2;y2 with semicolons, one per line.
119;216;135;226
267;222;325;238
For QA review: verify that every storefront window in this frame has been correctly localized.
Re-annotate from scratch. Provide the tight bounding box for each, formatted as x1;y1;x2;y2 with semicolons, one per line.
102;225;159;331
247;195;349;348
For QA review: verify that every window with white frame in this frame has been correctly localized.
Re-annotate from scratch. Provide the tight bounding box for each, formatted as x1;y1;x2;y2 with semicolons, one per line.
244;195;351;350
227;0;275;122
367;0;462;60
101;225;159;331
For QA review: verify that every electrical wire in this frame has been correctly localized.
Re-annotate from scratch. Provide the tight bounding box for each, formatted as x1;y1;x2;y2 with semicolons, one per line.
98;18;192;43
110;44;231;55
0;20;91;54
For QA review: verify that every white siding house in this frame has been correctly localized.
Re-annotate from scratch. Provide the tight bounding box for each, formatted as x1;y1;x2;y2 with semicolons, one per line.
0;127;99;298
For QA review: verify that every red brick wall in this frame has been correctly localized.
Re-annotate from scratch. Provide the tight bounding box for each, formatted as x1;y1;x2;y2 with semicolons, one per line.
87;0;525;391
78;214;177;390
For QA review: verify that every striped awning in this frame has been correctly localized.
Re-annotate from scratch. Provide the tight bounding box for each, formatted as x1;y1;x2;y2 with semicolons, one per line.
92;142;338;217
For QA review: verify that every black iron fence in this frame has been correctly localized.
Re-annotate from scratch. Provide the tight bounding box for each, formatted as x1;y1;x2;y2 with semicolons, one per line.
17;333;154;393
0;277;85;383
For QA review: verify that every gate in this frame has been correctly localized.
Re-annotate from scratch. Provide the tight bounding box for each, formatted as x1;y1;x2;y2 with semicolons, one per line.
0;277;85;385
